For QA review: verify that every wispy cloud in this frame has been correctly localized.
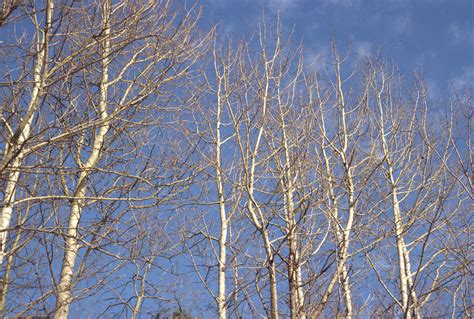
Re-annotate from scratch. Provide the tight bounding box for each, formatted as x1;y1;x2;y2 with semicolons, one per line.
426;78;441;100
353;41;372;59
451;65;474;89
304;44;331;73
449;22;474;47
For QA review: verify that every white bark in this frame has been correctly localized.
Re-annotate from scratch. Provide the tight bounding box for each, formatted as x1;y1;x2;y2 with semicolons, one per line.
0;205;23;315
374;87;419;318
335;50;354;319
215;67;228;319
54;1;110;317
278;99;305;319
0;0;53;267
313;50;356;317
234;40;279;318
131;260;152;319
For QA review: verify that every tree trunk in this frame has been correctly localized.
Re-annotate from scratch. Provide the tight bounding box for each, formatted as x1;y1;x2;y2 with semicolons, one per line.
0;0;53;267
54;1;110;317
216;79;228;319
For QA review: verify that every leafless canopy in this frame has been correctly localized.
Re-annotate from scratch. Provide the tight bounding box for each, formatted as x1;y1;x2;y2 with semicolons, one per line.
0;1;471;318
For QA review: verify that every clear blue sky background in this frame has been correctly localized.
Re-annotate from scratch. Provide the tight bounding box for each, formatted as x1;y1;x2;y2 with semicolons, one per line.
198;0;473;99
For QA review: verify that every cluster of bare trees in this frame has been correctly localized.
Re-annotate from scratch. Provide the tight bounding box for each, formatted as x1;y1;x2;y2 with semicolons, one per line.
0;1;471;318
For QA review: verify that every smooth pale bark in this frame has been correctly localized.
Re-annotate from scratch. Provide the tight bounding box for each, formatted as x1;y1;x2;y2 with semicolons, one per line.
287;227;299;319
312;135;340;318
215;70;228;319
312;272;338;318
54;1;111;318
0;0;53;267
335;56;354;319
0;167;19;266
0;1;53;311
246;173;279;319
131;260;152;319
277;98;305;319
393;188;410;316
0;212;23;315
312;54;355;318
216;183;228;319
340;185;355;319
296;264;305;318
375;89;419;318
317;55;355;318
232;253;240;318
265;237;279;319
257;59;279;319
311;189;354;319
247;163;279;319
387;169;419;318
247;200;279;319
390;180;419;318
236;47;279;318
312;96;341;318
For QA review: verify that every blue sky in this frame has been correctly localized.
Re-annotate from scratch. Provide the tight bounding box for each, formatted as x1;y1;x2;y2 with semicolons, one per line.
198;0;473;99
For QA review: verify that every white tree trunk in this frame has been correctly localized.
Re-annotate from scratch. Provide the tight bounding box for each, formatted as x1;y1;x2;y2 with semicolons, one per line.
375;87;419;318
392;187;419;318
0;0;53;267
341;181;355;319
0;207;23;315
392;189;410;318
216;76;228;319
0;166;19;266
279;113;305;319
54;1;110;317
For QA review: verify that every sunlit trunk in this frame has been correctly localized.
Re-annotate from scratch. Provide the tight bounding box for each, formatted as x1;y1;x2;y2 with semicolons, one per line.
375;87;419;319
216;76;228;319
54;1;110;317
0;0;53;267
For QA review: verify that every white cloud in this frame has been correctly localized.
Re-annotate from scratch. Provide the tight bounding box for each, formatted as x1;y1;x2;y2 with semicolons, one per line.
303;44;334;75
451;66;474;89
449;22;474;47
354;41;372;59
426;78;441;100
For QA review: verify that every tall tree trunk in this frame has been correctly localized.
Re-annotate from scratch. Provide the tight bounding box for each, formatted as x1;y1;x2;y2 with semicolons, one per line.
336;51;353;319
248;201;279;319
278;98;305;319
216;74;228;319
340;180;355;319
131;260;152;319
54;1;110;317
266;239;279;319
393;189;411;318
0;0;53;267
0;211;23;315
245;53;279;318
375;88;419;319
393;187;419;319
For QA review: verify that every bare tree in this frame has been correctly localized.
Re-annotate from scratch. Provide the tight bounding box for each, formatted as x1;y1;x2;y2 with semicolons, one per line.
2;0;208;316
0;2;470;318
306;44;378;318
361;59;469;318
0;0;54;268
184;37;245;318
52;1;207;317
